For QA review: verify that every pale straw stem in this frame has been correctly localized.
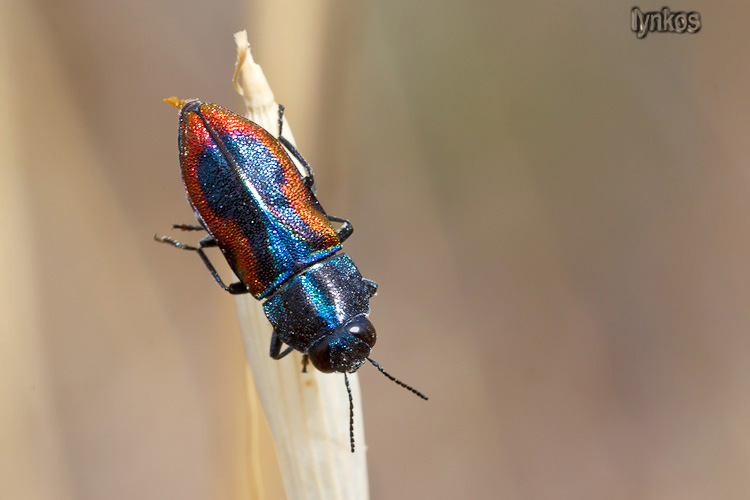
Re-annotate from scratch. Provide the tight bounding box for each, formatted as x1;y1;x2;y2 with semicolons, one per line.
232;31;369;500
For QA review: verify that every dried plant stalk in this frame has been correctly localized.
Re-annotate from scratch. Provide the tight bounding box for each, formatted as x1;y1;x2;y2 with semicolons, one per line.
232;31;369;500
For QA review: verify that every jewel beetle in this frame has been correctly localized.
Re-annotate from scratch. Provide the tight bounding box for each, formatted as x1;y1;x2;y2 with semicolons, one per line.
157;99;427;451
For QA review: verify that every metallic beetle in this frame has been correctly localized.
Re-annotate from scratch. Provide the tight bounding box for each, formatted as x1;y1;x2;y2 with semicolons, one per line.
157;100;426;450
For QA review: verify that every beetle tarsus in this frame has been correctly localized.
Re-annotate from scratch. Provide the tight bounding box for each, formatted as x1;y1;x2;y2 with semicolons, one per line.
157;231;249;294
277;104;286;136
154;234;198;251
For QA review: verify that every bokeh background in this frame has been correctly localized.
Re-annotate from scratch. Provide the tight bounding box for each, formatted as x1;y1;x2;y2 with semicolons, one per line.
3;1;750;499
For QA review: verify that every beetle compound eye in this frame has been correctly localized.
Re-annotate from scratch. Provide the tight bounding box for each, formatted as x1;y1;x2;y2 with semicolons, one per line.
346;316;376;348
309;339;335;373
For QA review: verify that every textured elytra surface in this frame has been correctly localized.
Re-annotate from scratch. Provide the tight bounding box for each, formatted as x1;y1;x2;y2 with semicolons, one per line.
179;101;341;298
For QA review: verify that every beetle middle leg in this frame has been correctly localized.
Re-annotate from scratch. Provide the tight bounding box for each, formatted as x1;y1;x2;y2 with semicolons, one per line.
155;233;249;294
277;104;316;191
269;330;294;360
328;215;353;242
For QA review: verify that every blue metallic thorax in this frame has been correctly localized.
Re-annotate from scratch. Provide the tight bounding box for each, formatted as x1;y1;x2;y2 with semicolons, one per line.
263;254;372;353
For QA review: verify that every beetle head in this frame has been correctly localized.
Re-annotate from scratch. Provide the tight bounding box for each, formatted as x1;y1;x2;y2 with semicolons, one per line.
309;316;377;373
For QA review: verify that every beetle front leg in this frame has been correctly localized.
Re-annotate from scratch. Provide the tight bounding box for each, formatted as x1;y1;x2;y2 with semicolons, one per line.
364;279;378;297
155;234;250;294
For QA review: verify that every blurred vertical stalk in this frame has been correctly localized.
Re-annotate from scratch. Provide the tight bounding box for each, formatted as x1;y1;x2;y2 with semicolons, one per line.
232;31;369;500
0;3;74;498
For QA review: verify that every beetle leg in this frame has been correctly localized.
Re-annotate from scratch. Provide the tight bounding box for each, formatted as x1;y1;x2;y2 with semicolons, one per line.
277;104;286;136
154;234;198;251
277;104;316;191
198;235;218;247
270;330;294;360
301;354;309;373
154;234;250;294
328;215;353;242
280;136;315;189
172;223;205;231
364;279;378;297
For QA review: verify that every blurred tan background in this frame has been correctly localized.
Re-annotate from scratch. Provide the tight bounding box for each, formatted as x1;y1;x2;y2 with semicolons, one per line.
3;0;750;499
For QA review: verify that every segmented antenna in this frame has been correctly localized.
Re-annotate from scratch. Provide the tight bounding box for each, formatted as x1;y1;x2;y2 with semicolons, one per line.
367;358;429;400
344;373;355;453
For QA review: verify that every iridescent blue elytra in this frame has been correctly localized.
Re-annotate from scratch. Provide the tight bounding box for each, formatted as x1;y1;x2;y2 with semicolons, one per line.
157;99;427;452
